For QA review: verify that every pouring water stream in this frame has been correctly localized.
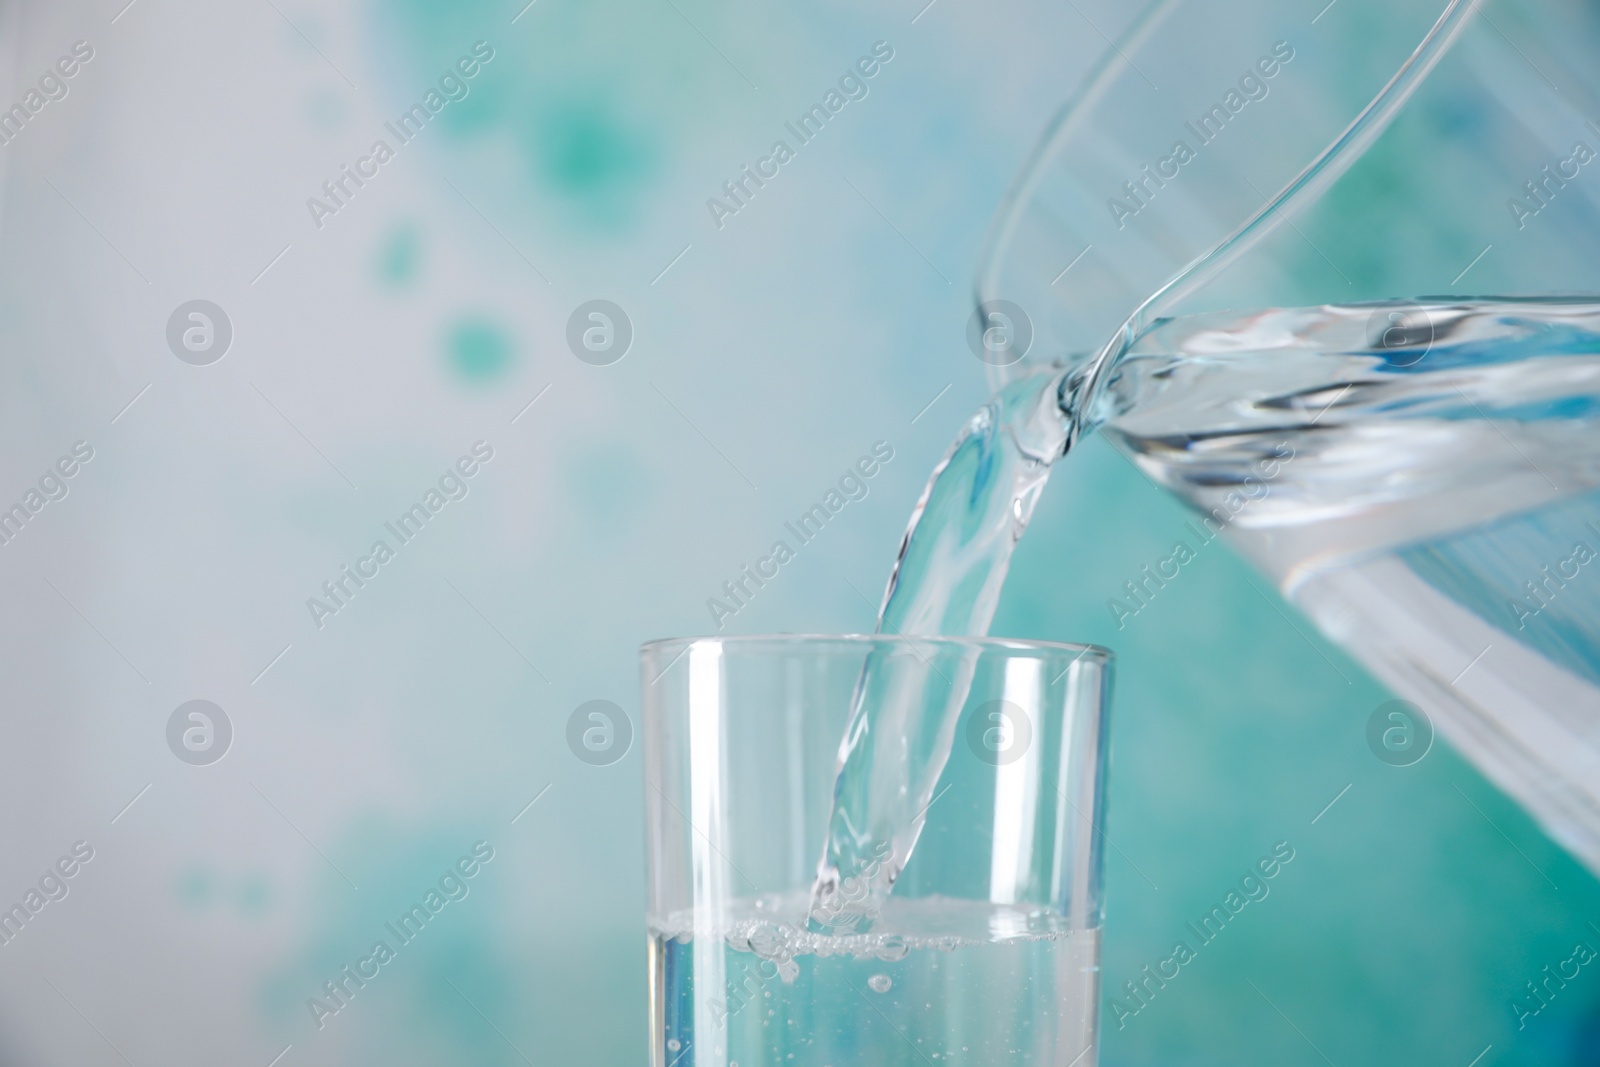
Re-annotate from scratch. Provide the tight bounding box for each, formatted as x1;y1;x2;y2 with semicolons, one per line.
808;0;1481;927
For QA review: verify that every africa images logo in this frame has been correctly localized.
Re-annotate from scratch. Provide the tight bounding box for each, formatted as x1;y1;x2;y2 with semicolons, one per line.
306;842;496;1031
166;300;233;365
166;700;233;766
0;40;94;148
566;300;633;366
566;700;633;766
705;41;895;230
306;41;496;230
965;700;1032;766
305;442;495;630
1105;40;1295;230
1366;699;1433;767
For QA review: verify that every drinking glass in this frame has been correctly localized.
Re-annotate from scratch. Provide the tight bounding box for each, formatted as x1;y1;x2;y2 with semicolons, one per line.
641;635;1113;1067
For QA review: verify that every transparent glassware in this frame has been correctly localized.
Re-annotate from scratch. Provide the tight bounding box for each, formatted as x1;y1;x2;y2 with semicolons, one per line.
972;0;1600;872
641;635;1113;1067
976;0;1600;389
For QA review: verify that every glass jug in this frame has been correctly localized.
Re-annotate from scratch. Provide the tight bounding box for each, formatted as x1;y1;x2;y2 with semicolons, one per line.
977;0;1600;872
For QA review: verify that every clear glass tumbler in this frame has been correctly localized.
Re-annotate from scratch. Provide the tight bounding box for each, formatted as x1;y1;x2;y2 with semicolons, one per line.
641;635;1113;1067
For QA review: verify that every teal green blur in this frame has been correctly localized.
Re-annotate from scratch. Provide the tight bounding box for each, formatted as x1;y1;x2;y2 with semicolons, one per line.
445;316;514;383
375;223;422;287
259;820;529;1066
300;1;1600;1064
562;442;654;541
381;0;674;232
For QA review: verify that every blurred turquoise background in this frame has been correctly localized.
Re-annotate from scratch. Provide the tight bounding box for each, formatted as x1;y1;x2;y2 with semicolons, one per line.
0;0;1597;1064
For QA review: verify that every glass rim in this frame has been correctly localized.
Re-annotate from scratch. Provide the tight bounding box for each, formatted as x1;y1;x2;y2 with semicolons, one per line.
639;633;1112;664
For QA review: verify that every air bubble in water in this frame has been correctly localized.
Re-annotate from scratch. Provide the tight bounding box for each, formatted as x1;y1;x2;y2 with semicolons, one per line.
867;974;892;993
875;935;909;962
